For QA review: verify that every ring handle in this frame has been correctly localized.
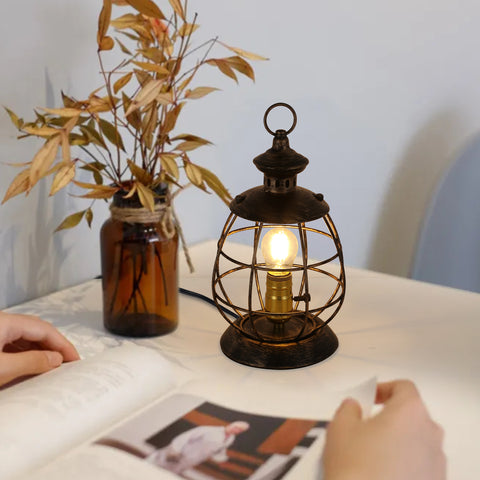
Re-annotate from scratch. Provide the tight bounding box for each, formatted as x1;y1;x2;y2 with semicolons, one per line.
263;102;297;136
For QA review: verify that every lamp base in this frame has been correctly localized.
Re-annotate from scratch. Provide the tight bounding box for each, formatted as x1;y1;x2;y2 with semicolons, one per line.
220;316;338;369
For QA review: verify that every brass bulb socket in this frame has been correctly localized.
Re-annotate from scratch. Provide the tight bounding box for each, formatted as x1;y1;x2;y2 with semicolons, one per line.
265;272;293;323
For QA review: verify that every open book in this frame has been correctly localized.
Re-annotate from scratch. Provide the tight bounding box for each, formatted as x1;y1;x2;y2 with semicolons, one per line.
0;344;376;480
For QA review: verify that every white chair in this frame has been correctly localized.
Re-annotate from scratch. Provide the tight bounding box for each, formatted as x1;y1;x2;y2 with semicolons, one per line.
411;134;480;293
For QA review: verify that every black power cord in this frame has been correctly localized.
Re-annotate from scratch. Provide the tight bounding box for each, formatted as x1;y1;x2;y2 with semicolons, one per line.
95;276;237;319
179;287;238;320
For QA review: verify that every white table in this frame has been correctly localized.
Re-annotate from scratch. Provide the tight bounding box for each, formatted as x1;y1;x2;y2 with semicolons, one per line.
8;241;480;480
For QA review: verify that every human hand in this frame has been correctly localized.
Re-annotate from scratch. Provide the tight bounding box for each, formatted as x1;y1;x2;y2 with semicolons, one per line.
323;380;446;480
0;311;80;387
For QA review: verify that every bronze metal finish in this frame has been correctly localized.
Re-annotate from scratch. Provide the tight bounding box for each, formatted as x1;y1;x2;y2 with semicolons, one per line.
212;103;346;369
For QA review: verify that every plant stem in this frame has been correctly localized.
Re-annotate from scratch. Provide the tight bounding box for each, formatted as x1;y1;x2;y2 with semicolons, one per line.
79;146;117;183
97;51;122;178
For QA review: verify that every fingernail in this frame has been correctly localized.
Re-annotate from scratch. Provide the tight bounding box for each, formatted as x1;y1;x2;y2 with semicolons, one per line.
45;351;63;367
341;397;356;407
335;398;350;413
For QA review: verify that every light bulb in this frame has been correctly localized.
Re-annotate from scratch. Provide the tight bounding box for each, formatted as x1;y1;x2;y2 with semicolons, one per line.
261;227;298;273
261;227;298;323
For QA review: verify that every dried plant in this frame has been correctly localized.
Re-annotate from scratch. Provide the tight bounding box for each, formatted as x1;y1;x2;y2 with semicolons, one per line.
2;0;265;232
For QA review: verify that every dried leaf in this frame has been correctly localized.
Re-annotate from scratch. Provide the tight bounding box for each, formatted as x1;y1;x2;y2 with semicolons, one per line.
80;124;107;149
50;161;76;195
178;23;199;37
79;188;119;199
136;181;155;211
168;0;185;20
79;162;105;185
93;169;104;185
63;116;79;134
115;37;133;55
97;0;113;48
117;29;141;42
22;125;60;137
128;159;153;184
141;104;158;149
69;133;88;146
73;180;117;191
206;59;238;82
132;61;170;75
162;103;184;134
29;136;61;187
79;161;106;172
61;92;78;108
162;36;174;57
125;78;164;116
184;162;204;188
99;119;126;151
89;85;107;97
87;96;115;113
221;43;269;61
85;208;93;227
124;182;138;198
54;210;86;232
198;165;232;204
178;74;194;93
122;92;142;130
100;36;115;51
175;140;208;152
185;86;220;100
4;107;23;129
2;168;30;203
134;69;153;87
225;56;255;81
34;110;47;124
61;132;71;164
40;107;83;117
156;91;174;105
113;72;133;94
140;47;165;63
165;58;182;76
1;160;31;168
129;23;155;42
43;163;64;177
160;153;179;179
124;0;165;19
48;117;72;128
111;13;139;29
171;134;212;145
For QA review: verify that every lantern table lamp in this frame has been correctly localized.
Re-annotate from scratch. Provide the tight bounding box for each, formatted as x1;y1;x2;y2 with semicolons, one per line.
212;103;346;369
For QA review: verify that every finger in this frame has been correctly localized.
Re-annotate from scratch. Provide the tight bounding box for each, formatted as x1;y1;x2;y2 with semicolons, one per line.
3;339;35;353
0;350;63;387
331;398;363;429
0;312;80;362
375;379;420;405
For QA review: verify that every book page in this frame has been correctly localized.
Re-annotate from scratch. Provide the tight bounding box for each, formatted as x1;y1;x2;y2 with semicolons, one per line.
26;378;376;480
0;343;174;480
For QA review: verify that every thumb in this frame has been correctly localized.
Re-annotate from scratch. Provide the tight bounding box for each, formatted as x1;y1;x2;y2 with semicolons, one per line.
0;350;63;386
330;398;363;430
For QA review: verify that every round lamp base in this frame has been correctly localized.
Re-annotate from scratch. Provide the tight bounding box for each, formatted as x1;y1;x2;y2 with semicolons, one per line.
220;317;338;369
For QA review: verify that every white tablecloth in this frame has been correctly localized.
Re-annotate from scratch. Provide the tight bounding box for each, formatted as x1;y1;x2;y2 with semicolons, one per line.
8;240;480;480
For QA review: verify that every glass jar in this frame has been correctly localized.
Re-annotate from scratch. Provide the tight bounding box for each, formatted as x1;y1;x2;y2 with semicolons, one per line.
100;187;178;337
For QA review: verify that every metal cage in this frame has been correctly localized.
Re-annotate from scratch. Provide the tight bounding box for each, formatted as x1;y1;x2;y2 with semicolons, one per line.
211;103;346;369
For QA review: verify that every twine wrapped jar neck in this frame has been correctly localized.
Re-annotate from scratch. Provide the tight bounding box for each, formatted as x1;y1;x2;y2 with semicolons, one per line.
110;185;176;239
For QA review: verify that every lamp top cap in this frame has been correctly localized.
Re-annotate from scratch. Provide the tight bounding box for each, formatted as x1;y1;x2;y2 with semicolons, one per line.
253;103;309;178
230;103;329;222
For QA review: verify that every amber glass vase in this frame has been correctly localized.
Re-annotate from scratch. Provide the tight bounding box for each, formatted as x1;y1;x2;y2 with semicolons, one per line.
100;188;178;337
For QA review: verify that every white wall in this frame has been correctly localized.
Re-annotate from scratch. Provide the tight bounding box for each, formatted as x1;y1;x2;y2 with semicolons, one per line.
2;0;480;308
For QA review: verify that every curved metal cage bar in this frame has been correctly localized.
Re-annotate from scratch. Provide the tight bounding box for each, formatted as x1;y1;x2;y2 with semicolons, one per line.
212;213;346;345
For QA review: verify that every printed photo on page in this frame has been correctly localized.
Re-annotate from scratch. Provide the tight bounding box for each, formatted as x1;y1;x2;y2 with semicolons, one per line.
94;393;327;480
